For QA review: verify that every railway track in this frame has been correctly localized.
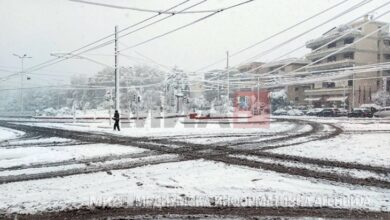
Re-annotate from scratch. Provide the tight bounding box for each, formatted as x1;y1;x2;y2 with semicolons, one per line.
0;118;389;218
0;119;388;187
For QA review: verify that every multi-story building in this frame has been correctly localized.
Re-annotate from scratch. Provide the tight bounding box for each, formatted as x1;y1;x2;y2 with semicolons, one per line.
256;58;310;106
302;15;390;109
237;62;264;74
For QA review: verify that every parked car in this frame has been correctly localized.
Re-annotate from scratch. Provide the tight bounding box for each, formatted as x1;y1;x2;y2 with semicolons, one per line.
306;108;323;116
336;108;348;117
272;109;287;116
348;108;373;118
374;107;390;118
318;108;339;117
287;109;304;116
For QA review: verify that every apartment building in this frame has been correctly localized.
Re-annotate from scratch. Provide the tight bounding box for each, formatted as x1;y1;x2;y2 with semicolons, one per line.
302;15;390;109
256;58;310;105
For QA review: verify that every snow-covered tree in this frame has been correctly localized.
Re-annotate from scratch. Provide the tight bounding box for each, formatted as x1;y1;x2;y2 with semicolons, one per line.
164;68;190;112
270;89;289;111
372;90;390;107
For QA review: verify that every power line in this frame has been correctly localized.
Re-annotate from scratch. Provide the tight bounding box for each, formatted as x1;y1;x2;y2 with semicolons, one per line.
195;0;350;72
22;0;252;78
234;3;390;78
23;0;192;73
69;0;225;14
239;0;371;65
119;0;255;53
116;0;209;50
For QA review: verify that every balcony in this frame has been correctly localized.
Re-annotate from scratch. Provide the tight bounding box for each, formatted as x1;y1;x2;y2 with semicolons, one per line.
306;30;362;49
306;59;356;71
381;46;390;54
306;45;356;60
304;87;352;96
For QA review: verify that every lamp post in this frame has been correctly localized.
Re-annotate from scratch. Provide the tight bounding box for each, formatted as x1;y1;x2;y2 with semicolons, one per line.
13;53;32;114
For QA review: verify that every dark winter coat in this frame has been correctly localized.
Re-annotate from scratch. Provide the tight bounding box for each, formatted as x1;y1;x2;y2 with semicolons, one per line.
113;112;120;122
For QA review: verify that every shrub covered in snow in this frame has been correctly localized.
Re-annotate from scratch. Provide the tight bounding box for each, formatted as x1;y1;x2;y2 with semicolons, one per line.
270;90;290;112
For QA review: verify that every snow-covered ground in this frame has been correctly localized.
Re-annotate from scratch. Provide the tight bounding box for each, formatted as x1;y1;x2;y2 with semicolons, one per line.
0;160;389;214
0;144;147;169
13;119;287;139
268;116;390;168
268;133;390;168
0;116;389;215
230;155;390;182
0;127;24;142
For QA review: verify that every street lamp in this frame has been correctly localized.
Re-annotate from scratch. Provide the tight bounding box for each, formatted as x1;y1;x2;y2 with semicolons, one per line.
13;53;32;113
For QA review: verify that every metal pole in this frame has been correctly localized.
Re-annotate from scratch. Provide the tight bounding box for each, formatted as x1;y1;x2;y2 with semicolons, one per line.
114;26;120;111
352;71;355;109
13;54;32;114
257;77;260;101
383;77;387;107
343;81;346;110
226;51;229;111
20;58;24;113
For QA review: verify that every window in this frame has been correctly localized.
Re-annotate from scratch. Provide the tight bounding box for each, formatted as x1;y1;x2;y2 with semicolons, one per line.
327;56;336;62
369;87;372;101
344;52;354;59
295;97;299;101
384;40;390;46
384;54;390;59
348;80;353;86
312;58;321;64
322;82;335;88
327;42;336;48
363;87;366;103
387;79;390;92
295;87;299;91
344;38;354;44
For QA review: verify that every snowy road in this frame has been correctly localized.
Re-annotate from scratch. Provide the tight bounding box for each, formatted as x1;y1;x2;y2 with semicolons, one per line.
0;117;389;219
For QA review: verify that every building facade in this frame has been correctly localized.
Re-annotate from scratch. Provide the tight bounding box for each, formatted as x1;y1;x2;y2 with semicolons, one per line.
302;16;390;109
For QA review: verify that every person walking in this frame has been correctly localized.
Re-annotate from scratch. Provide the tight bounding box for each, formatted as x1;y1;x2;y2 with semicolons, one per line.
113;110;120;131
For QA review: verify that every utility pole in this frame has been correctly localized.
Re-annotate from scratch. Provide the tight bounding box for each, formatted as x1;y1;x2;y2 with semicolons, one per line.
13;53;32;114
383;76;388;107
352;65;355;110
226;51;230;111
114;26;120;112
257;77;260;102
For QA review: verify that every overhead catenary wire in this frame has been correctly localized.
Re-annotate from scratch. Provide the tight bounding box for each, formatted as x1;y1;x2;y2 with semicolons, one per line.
194;0;350;72
69;0;228;14
23;0;192;73
238;0;372;65
199;62;390;85
118;0;255;53
195;0;372;76
23;0;252;74
234;1;390;78
23;0;253;80
1;66;389;93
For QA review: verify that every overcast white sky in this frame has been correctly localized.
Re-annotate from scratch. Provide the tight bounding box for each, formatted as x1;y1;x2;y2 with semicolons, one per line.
1;0;390;87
